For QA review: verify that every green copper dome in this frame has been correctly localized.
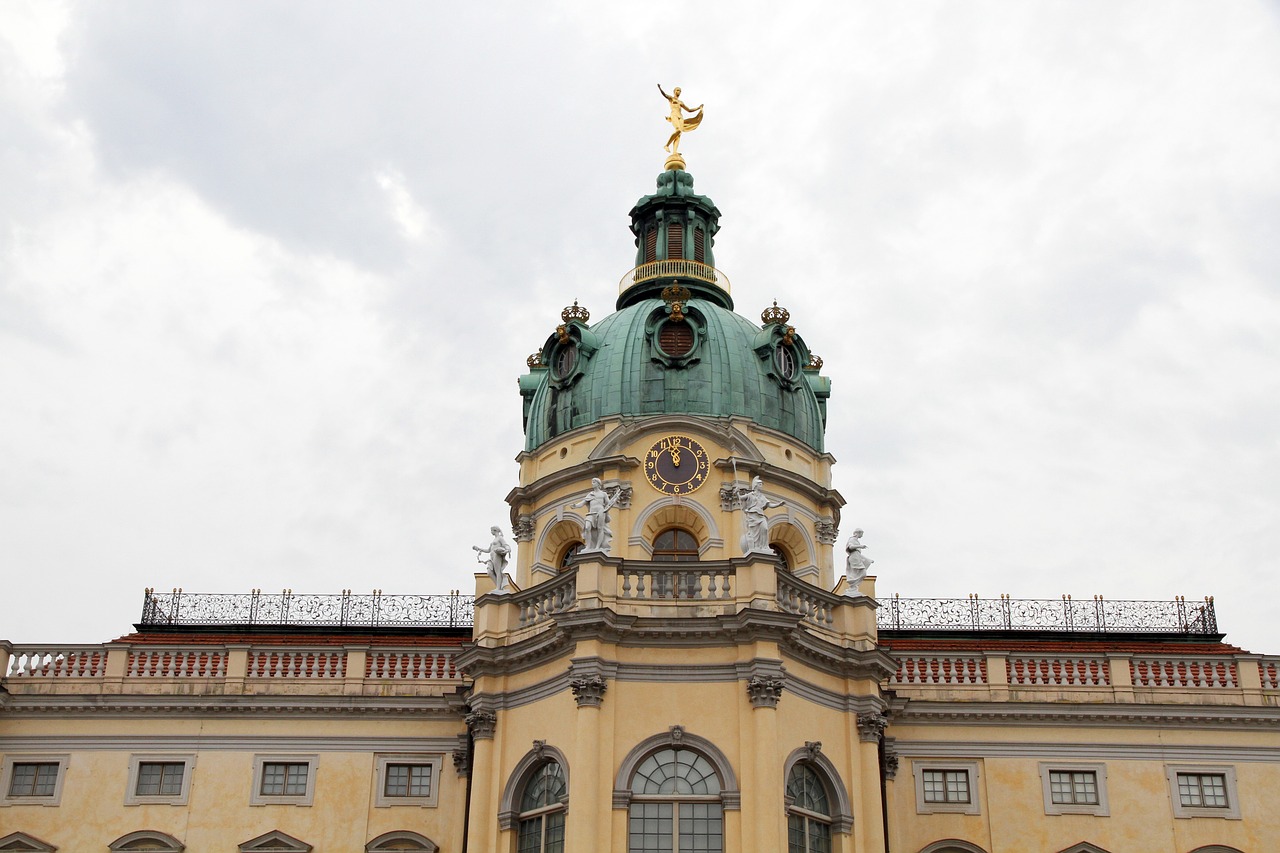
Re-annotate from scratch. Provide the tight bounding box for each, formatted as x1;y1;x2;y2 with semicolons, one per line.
518;170;831;453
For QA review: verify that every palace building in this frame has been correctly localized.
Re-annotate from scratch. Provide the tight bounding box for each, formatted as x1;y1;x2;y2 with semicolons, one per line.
2;147;1278;853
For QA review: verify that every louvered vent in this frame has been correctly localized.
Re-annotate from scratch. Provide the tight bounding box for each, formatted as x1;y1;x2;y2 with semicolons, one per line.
693;228;705;262
666;222;684;259
644;228;658;263
658;321;695;357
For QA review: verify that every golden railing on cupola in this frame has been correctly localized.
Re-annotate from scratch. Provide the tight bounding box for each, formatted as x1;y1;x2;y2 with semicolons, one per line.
618;259;730;295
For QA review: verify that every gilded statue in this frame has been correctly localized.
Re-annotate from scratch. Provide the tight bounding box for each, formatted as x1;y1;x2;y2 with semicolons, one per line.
658;84;704;155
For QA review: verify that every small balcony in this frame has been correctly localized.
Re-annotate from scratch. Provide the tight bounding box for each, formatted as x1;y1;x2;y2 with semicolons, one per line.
618;259;730;296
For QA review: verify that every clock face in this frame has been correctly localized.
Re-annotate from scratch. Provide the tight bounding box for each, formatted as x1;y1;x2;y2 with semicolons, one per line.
644;435;711;495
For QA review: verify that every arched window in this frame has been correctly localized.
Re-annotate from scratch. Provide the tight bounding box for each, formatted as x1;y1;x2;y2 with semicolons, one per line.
667;222;684;259
644;227;658;264
771;544;791;571
653;528;699;561
628;748;723;852
108;830;186;851
516;761;567;853
786;764;832;852
559;542;583;569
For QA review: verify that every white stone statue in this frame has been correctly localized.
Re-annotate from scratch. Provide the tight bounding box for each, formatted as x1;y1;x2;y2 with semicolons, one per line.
735;476;786;554
472;526;511;593
571;478;622;553
844;528;874;595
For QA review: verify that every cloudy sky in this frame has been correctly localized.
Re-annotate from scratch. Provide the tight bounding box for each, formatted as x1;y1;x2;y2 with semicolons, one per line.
2;2;1278;652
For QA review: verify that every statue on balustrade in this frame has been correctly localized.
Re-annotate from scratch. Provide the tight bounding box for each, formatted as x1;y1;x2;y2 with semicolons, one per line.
735;476;786;555
571;478;623;553
472;525;511;593
845;528;874;595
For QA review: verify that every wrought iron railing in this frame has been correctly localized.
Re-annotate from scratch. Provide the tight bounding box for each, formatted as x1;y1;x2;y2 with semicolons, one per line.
618;259;730;295
139;589;1219;636
140;588;474;629
876;594;1217;635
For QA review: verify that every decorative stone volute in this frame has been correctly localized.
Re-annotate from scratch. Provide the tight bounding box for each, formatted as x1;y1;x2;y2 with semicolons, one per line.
513;515;536;542
815;518;838;545
747;676;785;708
857;711;887;742
570;675;608;707
465;710;497;740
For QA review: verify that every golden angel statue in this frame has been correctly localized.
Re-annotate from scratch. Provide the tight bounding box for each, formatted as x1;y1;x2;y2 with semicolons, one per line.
658;84;704;155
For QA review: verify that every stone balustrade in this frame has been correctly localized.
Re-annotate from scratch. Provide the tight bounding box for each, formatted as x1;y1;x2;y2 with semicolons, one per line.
887;648;1277;704
618;565;735;602
1;642;464;697
1130;656;1238;688
1008;655;1109;686
891;655;988;685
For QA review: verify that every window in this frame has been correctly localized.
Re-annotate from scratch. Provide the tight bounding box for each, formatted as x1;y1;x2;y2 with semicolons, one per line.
644;227;658;264
1038;762;1109;816
250;755;317;806
1;755;69;806
125;754;195;805
108;830;186;851
8;764;58;798
652;528;699;561
911;761;980;815
786;764;832;853
559;542;583;569
774;345;798;381
517;761;567;853
657;320;695;358
552;343;577;380
667;222;684;260
374;754;443;807
771;544;791;571
923;770;969;803
628;747;723;852
1166;765;1240;820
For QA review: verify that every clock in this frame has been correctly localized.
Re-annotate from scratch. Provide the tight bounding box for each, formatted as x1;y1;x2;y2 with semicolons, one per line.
644;435;711;495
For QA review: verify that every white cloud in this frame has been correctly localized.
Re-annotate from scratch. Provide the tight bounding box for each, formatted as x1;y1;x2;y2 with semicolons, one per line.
1;0;1278;652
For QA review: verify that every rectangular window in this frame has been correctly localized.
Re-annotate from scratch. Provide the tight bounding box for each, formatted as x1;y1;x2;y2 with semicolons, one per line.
260;762;309;796
1039;762;1109;816
8;763;59;798
922;769;970;803
373;754;443;808
1165;765;1240;820
1;755;69;806
912;760;981;815
1178;773;1228;808
1049;770;1098;805
125;754;194;806
384;763;433;798
250;755;317;806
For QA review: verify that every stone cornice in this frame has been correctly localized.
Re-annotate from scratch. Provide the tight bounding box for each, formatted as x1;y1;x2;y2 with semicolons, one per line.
891;738;1280;763
0;692;467;719
505;453;640;512
780;626;898;682
0;734;465;752
892;699;1280;730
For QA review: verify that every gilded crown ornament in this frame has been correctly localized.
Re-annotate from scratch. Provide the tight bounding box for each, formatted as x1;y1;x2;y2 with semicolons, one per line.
805;353;823;371
562;300;590;324
527;352;545;369
662;283;692;321
761;300;790;326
